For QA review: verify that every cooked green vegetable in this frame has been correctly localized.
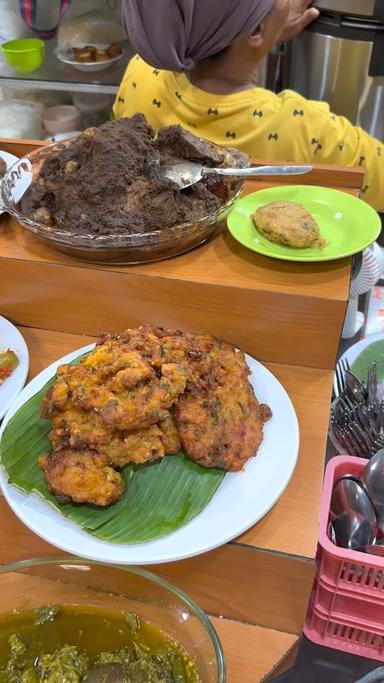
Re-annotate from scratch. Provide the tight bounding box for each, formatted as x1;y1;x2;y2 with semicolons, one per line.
0;605;199;682
34;605;59;626
37;645;88;682
123;612;140;633
8;634;25;659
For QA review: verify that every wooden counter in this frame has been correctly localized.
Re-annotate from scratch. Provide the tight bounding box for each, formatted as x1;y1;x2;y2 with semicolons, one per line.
0;138;359;369
0;138;363;680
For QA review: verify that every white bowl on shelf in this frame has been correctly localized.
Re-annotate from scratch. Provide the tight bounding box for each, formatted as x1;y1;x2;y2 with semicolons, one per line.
56;43;123;72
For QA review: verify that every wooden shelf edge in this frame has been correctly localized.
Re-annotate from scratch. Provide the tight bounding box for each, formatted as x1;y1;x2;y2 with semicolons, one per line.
0;137;364;189
210;615;299;683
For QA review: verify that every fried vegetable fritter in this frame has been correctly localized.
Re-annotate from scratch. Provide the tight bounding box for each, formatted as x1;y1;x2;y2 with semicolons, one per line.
38;450;124;506
41;342;187;431
174;344;272;471
49;408;166;467
253;200;326;248
158;414;182;454
100;425;165;467
106;327;272;471
39;325;272;507
49;409;112;451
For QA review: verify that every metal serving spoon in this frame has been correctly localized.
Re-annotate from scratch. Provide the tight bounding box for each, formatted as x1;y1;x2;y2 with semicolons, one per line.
332;510;377;550
361;448;384;532
344;369;367;404
164;162;313;190
331;476;377;522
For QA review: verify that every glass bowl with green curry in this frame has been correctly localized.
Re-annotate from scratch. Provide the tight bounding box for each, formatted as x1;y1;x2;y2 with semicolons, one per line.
0;557;225;682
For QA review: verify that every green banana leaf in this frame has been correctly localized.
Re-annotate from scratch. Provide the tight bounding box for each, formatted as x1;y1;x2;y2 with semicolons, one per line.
0;364;225;544
351;340;384;384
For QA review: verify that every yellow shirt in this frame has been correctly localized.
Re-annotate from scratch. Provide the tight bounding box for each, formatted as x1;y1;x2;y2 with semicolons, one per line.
114;56;384;212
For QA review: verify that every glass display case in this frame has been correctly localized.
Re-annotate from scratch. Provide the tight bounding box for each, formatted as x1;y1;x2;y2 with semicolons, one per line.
0;39;133;94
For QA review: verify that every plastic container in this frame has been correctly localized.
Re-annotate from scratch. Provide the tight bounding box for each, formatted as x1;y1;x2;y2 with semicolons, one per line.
305;599;384;661
72;92;113;113
304;455;384;661
72;92;113;128
1;38;45;74
42;105;81;135
57;9;126;49
0;0;32;43
0;100;43;139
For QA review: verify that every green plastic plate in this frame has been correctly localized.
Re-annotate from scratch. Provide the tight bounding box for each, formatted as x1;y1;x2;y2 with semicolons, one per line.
227;185;381;262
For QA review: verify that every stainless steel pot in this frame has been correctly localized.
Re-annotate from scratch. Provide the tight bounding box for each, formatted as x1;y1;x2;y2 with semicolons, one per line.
286;0;384;141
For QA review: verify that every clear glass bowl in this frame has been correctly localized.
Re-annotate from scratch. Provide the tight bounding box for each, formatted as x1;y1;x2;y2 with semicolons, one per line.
1;139;243;264
0;557;225;682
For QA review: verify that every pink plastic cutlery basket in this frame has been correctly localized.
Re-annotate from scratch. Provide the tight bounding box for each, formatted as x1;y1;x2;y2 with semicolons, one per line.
304;455;384;661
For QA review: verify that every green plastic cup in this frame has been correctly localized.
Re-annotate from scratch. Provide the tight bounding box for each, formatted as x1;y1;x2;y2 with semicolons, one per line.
1;38;45;74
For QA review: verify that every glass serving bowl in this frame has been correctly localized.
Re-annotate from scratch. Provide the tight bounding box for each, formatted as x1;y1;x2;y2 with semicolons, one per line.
0;139;243;264
0;557;225;682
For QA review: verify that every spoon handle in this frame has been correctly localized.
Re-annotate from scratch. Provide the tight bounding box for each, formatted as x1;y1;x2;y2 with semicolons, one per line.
203;164;313;177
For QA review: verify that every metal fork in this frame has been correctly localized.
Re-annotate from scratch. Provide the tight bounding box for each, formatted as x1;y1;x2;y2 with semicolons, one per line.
331;418;384;458
334;357;351;398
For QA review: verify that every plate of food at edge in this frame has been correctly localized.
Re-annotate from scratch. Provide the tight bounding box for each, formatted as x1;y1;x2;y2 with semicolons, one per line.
0;324;299;564
0;151;18;180
227;184;381;262
0;316;29;421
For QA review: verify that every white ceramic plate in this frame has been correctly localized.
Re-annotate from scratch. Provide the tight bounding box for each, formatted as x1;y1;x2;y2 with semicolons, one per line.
333;333;384;395
1;150;31;215
0;317;29;421
0;151;18;175
0;345;299;564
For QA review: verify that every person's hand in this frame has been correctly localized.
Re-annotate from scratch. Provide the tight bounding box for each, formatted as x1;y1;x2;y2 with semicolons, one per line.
280;0;320;42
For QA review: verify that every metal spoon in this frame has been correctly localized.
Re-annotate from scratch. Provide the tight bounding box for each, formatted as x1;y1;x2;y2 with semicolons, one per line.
327;520;337;544
332;510;377;550
367;361;378;405
331;476;377;522
361;448;384;531
345;369;367;404
164;162;313;189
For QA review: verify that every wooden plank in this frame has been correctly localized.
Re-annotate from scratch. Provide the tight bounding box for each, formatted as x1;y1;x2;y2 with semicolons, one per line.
211;618;298;683
250;158;363;189
17;326;330;560
0;495;314;632
0;258;346;369
0;137;48;157
0;217;352;301
156;547;314;634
